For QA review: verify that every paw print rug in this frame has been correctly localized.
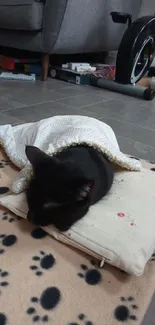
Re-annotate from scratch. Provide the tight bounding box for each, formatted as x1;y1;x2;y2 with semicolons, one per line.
0;148;155;325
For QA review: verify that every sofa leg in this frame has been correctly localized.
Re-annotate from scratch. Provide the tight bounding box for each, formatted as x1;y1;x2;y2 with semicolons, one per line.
41;54;49;81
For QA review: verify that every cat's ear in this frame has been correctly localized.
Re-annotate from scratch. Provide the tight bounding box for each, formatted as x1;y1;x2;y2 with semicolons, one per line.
77;180;94;201
25;146;50;166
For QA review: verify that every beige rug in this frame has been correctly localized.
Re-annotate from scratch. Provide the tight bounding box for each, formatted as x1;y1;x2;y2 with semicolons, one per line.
0;148;155;325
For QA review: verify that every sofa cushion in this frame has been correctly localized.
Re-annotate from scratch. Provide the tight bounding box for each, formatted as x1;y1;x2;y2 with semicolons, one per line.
0;0;44;31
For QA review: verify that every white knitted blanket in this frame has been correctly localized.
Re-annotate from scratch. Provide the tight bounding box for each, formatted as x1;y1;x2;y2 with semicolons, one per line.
0;115;141;193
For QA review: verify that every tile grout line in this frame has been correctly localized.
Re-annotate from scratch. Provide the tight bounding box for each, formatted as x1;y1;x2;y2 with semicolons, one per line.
99;115;155;132
0;111;24;123
0;95;111;113
1;94;155;133
117;134;155;150
2;100;155;134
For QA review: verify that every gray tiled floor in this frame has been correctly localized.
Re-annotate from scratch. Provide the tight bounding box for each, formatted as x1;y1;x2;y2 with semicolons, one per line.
0;77;154;324
0;78;155;161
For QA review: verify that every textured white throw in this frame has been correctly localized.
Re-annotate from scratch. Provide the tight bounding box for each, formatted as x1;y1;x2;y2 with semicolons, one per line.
0;115;141;193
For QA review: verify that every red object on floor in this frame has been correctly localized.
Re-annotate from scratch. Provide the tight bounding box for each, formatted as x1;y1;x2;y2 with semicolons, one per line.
1;56;15;70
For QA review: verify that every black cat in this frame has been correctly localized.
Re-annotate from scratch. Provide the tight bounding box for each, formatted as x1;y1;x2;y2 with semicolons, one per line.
25;145;114;231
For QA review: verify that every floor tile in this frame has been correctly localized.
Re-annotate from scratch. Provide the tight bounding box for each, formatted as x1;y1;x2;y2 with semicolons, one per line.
44;80;94;92
1;87;77;106
93;99;155;130
0;97;24;112
100;116;155;147
53;85;95;97
0;79;88;92
56;93;109;108
3;101;101;123
117;135;155;161
0;112;23;125
78;101;115;118
2;83;105;107
31;79;78;91
0;79;69;90
0;78;155;163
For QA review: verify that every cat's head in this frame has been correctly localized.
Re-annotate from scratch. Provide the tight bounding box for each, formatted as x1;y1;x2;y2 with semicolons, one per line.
25;146;94;231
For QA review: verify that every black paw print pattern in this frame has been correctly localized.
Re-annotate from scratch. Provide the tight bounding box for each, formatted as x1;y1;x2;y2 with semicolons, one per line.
0;233;17;254
0;269;9;295
151;253;155;261
0;159;10;168
114;297;138;322
1;211;22;223
68;313;93;325
0;313;7;325
0;187;9;195
30;251;55;276
26;287;61;322
31;228;47;239
77;260;102;285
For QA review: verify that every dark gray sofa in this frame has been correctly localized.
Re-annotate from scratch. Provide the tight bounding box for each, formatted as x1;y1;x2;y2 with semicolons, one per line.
0;0;149;80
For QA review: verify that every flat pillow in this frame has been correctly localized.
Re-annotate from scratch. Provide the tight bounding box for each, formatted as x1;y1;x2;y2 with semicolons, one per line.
0;168;155;276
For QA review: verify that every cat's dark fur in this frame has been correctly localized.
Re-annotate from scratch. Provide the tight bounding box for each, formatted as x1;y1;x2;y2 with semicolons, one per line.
25;145;114;231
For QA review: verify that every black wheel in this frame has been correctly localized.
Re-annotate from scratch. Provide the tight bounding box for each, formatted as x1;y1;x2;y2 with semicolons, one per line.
115;16;155;84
